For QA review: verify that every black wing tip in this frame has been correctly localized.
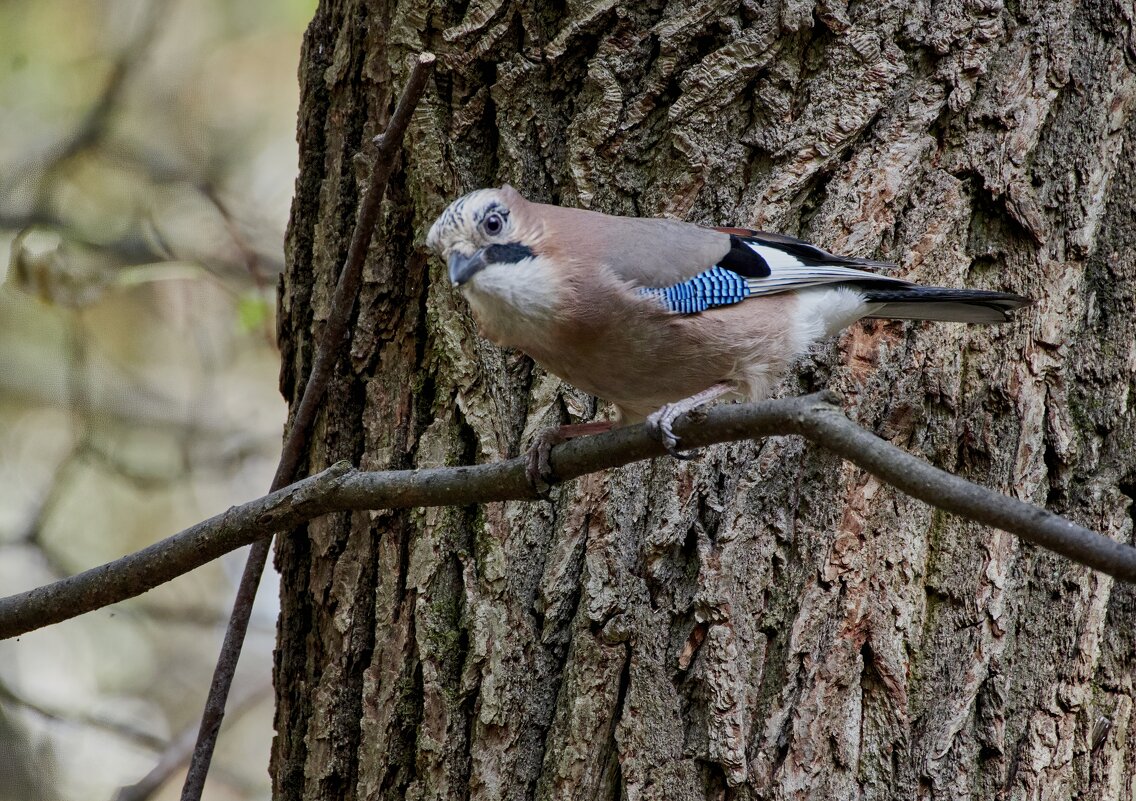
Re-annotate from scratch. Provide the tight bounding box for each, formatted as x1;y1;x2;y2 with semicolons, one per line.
862;287;1033;323
862;288;1031;303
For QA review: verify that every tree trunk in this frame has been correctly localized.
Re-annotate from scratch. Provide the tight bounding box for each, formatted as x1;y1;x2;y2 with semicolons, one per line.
273;2;1136;799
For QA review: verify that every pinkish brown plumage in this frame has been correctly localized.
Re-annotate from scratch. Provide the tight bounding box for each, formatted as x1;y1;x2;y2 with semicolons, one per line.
426;186;1030;457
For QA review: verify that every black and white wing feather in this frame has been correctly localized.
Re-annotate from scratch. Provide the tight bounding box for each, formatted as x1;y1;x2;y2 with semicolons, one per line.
642;228;1030;323
716;227;911;297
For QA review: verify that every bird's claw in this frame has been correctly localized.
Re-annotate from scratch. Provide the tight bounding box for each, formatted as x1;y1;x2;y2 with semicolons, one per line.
646;405;700;460
525;428;565;499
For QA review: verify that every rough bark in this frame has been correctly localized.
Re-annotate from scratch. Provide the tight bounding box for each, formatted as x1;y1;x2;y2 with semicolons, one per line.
273;2;1136;800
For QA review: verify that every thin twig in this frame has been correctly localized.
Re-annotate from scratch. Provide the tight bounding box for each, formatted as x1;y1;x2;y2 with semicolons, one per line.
273;51;436;486
2;391;1133;643
198;182;277;346
177;51;436;801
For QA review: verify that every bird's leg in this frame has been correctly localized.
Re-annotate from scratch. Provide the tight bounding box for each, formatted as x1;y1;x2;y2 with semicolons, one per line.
526;421;614;495
646;382;733;459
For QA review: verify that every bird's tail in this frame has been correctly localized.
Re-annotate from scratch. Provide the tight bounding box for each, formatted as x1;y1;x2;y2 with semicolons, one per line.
861;287;1031;324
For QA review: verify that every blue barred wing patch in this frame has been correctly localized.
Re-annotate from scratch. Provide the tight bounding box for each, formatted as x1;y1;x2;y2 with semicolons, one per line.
640;265;752;314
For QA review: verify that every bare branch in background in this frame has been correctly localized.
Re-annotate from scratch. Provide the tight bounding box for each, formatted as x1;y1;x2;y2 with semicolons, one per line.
0;6;298;799
0;0;172;209
40;0;169;172
1;1;284;302
14;442;85;576
113;683;271;801
0;679;166;751
0;202;286;294
0;210;161;266
1;390;1133;645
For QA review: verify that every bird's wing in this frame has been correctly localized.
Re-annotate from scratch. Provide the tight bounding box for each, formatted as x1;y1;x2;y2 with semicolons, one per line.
536;201;904;299
716;227;907;294
538;206;769;286
638;228;911;314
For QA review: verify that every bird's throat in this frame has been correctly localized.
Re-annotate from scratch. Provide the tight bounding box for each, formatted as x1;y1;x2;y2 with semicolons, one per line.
462;261;561;350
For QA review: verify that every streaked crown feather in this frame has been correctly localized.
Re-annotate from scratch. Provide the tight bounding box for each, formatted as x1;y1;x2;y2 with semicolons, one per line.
427;185;525;258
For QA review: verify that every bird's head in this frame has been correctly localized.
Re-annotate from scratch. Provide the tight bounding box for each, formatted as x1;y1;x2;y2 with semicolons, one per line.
426;185;539;288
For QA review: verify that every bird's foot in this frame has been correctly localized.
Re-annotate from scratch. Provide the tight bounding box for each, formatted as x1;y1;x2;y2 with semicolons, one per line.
645;382;734;460
525;428;566;499
524;421;614;499
646;404;699;460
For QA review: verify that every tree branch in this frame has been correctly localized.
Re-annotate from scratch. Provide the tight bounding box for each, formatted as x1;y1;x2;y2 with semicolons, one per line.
1;391;1132;643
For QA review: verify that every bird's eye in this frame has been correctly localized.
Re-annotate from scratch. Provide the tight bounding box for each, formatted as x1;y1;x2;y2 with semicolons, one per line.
483;213;504;236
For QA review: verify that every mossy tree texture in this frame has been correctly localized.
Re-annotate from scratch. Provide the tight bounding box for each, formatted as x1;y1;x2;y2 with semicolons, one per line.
274;2;1136;800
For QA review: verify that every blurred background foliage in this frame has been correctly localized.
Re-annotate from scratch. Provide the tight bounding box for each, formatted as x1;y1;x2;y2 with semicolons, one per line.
0;0;314;798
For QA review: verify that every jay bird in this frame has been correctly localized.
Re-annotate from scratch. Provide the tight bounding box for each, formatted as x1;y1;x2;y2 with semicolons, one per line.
427;185;1030;482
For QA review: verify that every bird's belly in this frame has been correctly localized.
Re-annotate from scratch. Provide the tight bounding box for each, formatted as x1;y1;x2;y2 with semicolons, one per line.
532;346;725;420
527;296;801;421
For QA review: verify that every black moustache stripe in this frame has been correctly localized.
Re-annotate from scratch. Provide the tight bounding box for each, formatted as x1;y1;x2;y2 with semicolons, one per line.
484;243;534;264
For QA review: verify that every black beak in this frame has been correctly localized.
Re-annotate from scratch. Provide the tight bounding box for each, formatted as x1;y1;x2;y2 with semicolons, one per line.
448;249;487;286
